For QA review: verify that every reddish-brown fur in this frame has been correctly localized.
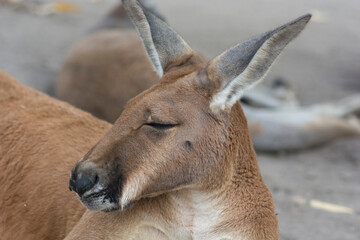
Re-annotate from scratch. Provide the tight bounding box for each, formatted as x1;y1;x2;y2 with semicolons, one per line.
0;71;111;239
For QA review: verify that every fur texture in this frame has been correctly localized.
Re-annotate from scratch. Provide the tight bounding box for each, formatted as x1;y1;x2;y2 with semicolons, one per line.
0;71;111;239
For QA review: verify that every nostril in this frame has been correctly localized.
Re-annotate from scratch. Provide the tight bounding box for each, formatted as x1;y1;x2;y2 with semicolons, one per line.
72;174;99;196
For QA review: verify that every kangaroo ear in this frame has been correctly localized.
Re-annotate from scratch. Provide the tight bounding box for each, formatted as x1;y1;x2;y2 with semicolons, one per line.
123;0;193;77
206;14;311;113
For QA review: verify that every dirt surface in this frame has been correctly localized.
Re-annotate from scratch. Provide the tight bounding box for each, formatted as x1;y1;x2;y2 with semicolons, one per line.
0;0;359;239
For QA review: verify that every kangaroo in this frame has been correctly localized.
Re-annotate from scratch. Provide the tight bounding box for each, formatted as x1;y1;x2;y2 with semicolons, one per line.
66;1;311;239
241;81;360;151
244;94;360;151
56;0;162;122
0;71;111;239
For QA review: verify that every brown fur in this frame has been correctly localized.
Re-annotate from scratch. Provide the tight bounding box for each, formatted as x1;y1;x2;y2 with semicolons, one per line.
0;71;111;239
57;29;159;123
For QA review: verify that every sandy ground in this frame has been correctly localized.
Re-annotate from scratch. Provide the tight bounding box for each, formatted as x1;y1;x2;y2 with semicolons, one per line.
0;0;359;239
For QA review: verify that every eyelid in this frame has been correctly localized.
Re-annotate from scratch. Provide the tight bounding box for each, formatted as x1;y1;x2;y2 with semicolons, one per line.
144;122;178;130
145;114;179;128
147;115;177;125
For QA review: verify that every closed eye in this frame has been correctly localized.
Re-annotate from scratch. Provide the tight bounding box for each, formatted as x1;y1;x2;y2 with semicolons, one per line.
144;122;178;130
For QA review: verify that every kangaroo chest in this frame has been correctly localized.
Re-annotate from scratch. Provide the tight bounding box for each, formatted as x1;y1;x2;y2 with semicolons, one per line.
126;192;242;240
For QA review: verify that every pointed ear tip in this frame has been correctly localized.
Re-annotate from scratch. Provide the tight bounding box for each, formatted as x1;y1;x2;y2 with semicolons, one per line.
297;13;312;25
285;14;311;31
302;13;312;21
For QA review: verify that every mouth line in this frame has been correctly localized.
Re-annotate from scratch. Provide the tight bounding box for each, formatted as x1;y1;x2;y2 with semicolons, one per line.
81;190;106;200
80;188;112;201
78;193;138;213
78;187;120;212
78;182;104;198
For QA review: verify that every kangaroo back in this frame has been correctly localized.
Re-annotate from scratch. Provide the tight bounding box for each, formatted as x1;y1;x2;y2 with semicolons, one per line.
0;71;111;239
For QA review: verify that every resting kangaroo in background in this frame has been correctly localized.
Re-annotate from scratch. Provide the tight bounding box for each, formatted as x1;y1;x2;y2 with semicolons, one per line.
66;0;311;239
57;1;360;152
244;94;360;151
57;0;162;122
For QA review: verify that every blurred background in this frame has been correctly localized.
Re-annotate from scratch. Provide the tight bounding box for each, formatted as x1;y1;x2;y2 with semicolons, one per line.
0;0;359;239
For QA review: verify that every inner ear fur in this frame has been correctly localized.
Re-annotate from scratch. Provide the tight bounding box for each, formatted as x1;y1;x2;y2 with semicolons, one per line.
203;14;311;113
123;0;193;78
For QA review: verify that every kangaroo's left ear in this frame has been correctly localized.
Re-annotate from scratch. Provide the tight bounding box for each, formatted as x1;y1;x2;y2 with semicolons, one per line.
205;14;311;113
123;0;193;78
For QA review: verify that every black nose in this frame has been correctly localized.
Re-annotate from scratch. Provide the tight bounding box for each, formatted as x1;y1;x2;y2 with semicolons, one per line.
69;172;98;196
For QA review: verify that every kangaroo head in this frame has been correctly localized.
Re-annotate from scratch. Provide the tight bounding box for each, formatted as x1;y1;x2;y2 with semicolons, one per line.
69;0;310;211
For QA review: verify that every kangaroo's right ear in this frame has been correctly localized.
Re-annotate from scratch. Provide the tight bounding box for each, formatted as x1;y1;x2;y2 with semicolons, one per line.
123;0;193;77
203;14;311;114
